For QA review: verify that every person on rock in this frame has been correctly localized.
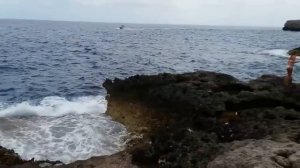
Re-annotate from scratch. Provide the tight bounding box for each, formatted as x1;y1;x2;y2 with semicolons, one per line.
284;47;300;87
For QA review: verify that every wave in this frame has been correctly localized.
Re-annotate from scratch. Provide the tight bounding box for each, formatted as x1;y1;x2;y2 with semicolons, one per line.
0;95;128;163
0;66;20;71
0;88;15;92
261;49;289;57
0;96;107;117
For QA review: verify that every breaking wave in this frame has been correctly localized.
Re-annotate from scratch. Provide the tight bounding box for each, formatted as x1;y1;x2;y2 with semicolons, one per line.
0;96;128;163
0;96;107;117
261;49;289;57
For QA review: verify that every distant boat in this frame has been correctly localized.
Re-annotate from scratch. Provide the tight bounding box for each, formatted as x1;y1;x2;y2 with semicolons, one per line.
119;25;125;29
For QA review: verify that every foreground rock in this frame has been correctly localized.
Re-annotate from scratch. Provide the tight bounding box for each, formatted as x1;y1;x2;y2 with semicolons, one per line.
1;71;300;167
103;71;300;168
0;146;64;168
283;20;300;31
0;146;29;167
208;140;300;168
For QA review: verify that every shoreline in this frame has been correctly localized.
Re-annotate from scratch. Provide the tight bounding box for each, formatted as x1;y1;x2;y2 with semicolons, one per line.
1;71;300;167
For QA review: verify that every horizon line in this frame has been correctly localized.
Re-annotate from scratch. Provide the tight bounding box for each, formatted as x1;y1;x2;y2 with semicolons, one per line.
0;17;282;29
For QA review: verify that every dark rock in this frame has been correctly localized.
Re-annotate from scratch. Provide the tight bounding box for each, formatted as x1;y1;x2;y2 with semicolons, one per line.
0;146;27;166
0;146;64;167
288;47;300;56
283;20;300;31
2;71;299;168
103;71;300;168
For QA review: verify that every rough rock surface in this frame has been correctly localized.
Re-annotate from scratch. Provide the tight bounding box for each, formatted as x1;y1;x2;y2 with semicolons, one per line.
0;146;28;166
283;20;300;31
208;139;300;168
103;71;300;168
1;71;300;167
59;151;137;168
0;145;63;168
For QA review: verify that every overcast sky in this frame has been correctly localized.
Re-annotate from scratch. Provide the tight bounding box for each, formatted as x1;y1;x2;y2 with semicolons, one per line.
0;0;299;27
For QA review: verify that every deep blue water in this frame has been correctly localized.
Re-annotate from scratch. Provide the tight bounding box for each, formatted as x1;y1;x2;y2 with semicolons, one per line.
0;19;300;163
1;19;300;104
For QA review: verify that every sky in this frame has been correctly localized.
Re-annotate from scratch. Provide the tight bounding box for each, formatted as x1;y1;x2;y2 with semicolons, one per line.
0;0;299;27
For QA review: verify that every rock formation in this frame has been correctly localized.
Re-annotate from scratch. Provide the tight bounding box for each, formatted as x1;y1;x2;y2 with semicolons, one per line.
283;20;300;31
0;146;28;166
1;71;300;168
102;71;300;168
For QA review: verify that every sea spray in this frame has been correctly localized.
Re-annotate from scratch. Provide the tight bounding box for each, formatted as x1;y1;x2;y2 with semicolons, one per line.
261;49;289;57
0;95;128;163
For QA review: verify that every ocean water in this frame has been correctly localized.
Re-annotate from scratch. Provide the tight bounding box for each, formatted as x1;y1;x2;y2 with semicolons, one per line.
0;19;300;163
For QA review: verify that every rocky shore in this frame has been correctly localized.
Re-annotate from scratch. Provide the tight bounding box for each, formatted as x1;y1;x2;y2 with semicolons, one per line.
1;71;300;168
283;20;300;31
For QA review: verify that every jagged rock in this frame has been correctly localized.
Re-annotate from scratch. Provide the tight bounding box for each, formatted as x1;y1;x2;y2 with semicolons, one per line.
0;146;26;166
207;140;300;168
103;71;300;168
0;146;64;168
283;20;300;31
2;71;300;168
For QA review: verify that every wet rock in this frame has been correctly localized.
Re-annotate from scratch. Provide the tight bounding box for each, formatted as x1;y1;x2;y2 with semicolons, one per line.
0;146;26;166
0;146;63;167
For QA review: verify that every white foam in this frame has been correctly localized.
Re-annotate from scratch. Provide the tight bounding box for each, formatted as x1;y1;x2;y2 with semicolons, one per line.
0;96;107;117
0;96;128;163
261;49;289;57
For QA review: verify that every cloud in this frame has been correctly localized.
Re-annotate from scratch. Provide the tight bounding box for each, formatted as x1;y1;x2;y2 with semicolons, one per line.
74;0;168;6
0;0;299;26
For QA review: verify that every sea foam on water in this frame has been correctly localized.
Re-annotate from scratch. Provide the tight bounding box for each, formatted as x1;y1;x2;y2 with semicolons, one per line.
261;49;288;57
0;96;128;163
0;96;107;117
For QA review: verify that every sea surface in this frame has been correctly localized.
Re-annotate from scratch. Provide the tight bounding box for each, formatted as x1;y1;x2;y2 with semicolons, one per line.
0;19;300;163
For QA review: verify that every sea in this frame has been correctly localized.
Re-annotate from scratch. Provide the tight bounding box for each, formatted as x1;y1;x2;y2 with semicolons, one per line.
0;19;299;163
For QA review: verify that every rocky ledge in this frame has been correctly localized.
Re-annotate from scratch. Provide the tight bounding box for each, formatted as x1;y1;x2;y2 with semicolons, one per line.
103;71;300;168
283;20;300;31
1;71;300;168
